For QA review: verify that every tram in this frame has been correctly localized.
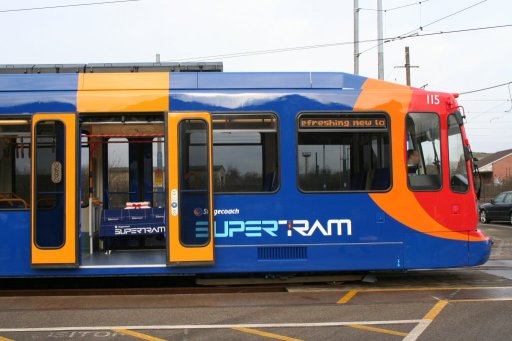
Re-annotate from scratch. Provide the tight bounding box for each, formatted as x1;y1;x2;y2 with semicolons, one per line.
0;63;491;277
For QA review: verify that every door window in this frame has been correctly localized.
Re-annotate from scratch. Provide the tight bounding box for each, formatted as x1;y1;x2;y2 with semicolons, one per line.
34;120;65;248
179;119;210;246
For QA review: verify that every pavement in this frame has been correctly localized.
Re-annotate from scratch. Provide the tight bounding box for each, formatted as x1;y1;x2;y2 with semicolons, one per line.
0;222;510;341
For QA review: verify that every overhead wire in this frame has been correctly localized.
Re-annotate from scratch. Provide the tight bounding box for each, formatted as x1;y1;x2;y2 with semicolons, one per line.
170;24;512;62
459;81;512;95
358;0;431;12
0;0;146;13
358;0;488;56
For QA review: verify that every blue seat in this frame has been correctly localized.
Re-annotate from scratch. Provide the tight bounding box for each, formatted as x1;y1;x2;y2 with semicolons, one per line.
350;171;367;190
100;207;165;238
371;168;390;190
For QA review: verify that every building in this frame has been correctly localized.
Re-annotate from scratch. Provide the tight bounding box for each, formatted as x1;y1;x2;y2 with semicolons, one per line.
476;149;512;201
477;149;512;185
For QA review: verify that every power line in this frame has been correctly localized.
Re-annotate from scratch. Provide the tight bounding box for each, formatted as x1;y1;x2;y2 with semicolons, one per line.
460;82;512;95
0;0;145;13
359;0;431;12
169;23;512;62
359;0;488;56
388;0;431;12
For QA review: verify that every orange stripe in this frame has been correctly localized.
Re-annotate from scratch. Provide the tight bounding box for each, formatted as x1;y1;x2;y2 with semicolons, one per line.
77;73;169;112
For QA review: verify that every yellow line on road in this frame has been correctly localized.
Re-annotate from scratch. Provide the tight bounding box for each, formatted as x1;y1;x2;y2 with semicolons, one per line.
336;286;512;304
0;336;14;341
423;300;449;320
232;327;303;341
349;324;408;337
337;290;358;304
113;329;166;341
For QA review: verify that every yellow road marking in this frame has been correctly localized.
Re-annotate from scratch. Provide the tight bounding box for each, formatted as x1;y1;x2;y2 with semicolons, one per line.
337;290;358;304
0;336;14;341
423;300;449;320
232;327;303;341
113;329;166;341
336;286;512;304
349;324;408;337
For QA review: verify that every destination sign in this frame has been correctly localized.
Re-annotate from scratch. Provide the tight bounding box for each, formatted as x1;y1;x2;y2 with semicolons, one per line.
299;117;387;129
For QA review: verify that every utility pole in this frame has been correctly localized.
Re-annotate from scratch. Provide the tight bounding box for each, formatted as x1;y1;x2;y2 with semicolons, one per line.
394;46;419;86
377;0;384;80
354;0;360;75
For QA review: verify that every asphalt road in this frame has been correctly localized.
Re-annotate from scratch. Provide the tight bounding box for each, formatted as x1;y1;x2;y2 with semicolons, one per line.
0;222;510;341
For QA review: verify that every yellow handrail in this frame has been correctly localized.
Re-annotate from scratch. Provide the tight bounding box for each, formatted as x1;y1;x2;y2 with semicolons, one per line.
0;198;28;208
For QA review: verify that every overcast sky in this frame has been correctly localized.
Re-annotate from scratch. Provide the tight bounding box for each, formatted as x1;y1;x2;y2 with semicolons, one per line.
1;0;511;153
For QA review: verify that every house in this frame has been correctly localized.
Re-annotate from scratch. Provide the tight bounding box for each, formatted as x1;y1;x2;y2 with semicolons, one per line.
477;148;512;185
476;149;512;202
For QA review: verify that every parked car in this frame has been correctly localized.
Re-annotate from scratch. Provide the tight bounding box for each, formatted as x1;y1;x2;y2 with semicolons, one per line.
479;191;512;224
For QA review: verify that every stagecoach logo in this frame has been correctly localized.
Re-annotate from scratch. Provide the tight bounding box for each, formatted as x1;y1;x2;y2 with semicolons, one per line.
196;219;352;238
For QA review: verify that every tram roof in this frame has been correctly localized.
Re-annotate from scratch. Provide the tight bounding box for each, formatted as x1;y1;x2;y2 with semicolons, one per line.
0;62;223;74
0;63;388;91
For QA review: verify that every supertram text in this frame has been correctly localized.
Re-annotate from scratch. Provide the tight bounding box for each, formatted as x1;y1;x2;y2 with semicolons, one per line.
196;219;353;238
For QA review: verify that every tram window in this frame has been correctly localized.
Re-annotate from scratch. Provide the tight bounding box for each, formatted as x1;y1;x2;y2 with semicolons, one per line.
0;121;30;209
107;138;129;208
406;113;442;191
448;115;469;193
297;113;390;192
34;121;65;248
212;113;278;193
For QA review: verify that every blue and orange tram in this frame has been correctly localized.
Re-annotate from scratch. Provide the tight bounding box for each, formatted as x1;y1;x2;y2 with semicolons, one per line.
0;63;491;277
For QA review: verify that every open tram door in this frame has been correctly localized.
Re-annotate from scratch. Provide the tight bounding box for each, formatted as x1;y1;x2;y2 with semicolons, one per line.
31;113;79;268
166;112;215;266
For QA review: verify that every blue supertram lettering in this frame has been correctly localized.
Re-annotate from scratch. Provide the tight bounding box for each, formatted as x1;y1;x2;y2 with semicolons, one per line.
212;220;278;238
197;219;350;238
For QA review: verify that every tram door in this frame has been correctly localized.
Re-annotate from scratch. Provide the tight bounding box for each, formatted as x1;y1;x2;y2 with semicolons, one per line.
31;113;78;267
166;112;214;265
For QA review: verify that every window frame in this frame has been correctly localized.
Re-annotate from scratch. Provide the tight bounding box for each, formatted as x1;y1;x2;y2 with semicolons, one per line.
0;115;31;211
447;114;470;194
405;111;443;192
211;111;280;195
296;111;392;194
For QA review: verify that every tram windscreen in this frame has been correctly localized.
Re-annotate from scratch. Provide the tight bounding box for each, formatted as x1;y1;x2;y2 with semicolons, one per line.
406;113;442;191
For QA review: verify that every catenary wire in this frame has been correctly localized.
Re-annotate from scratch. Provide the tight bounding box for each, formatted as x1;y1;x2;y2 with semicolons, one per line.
358;0;488;56
0;0;146;13
169;24;512;62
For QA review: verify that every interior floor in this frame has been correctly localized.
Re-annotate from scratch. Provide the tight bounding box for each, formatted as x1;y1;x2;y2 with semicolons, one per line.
81;249;166;267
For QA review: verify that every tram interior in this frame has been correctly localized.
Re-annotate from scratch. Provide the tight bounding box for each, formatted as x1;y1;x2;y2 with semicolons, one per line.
80;113;168;265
